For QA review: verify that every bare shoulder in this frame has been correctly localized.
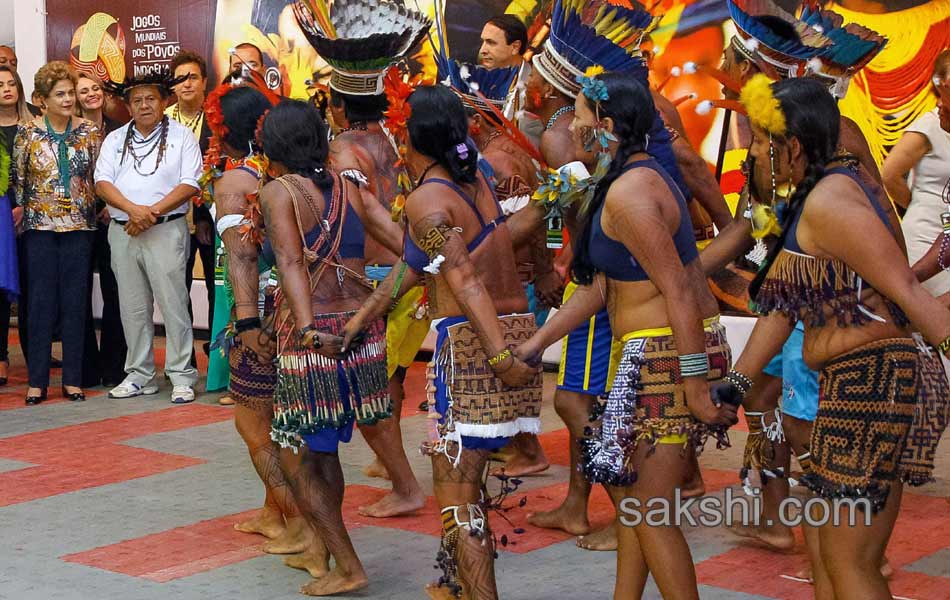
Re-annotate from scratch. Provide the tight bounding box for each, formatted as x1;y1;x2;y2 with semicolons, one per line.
216;167;259;194
260;178;291;203
540;127;575;168
803;172;865;218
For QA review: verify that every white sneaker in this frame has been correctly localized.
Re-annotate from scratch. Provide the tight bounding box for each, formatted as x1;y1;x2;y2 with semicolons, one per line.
171;385;195;404
109;380;159;399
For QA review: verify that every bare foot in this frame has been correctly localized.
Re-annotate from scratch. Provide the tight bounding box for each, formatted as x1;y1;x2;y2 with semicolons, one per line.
262;517;312;554
300;567;369;596
362;458;391;480
880;557;893;580
728;524;796;552
358;489;426;518
527;504;591;536
576;524;617;551
489;456;550;478
283;545;330;579
425;582;468;599
793;566;813;582
233;508;285;539
218;396;235;406
681;473;706;499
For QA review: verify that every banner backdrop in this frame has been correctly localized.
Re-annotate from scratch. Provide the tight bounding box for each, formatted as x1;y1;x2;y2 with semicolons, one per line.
46;0;217;84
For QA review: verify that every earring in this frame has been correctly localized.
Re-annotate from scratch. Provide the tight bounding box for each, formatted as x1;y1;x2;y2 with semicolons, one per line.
469;120;481;137
775;180;796;200
768;135;777;206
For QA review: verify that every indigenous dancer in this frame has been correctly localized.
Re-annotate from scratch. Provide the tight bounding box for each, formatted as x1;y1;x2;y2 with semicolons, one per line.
430;9;555;477
698;0;896;568
343;84;542;599
259;100;388;596
293;0;431;518
515;71;736;600
200;81;319;564
519;0;714;551
723;74;950;600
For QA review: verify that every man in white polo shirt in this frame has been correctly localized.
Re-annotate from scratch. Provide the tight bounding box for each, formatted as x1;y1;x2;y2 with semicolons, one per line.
95;71;202;404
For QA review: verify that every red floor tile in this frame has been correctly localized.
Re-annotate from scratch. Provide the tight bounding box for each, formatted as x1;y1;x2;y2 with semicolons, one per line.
696;491;950;599
0;405;232;506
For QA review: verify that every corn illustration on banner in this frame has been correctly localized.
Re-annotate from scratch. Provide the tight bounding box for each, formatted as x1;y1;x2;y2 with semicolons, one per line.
46;0;217;84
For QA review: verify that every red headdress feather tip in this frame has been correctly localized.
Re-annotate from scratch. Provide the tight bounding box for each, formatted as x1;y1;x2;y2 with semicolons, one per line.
203;84;232;141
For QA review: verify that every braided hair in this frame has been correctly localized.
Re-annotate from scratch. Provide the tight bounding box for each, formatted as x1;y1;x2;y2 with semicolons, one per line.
748;78;840;301
406;85;479;185
571;73;657;286
260;99;333;191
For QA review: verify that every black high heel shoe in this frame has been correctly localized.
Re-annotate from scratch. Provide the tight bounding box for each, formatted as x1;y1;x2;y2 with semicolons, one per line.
62;386;86;402
25;388;48;405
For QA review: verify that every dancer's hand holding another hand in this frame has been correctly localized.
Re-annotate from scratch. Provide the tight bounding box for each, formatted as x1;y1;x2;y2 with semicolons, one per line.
512;339;543;368
239;328;275;364
685;377;738;427
492;347;539;387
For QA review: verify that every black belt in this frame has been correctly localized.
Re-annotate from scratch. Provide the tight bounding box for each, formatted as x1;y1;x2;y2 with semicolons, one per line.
112;212;185;225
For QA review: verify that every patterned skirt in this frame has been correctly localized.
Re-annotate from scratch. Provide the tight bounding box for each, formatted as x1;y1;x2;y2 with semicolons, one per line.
898;341;949;486
425;313;543;457
803;337;919;513
582;320;732;486
270;311;391;449
228;342;278;413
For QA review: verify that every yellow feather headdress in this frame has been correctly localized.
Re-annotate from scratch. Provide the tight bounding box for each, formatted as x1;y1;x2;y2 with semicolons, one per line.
740;73;786;136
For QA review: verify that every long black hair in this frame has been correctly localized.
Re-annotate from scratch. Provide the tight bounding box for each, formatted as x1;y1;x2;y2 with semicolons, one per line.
571;73;657;286
407;85;479;184
748;77;840;300
220;86;272;155
260;99;333;190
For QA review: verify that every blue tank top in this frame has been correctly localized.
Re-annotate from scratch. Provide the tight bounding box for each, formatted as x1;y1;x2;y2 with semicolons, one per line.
588;157;699;281
403;170;506;273
261;176;365;264
784;166;891;253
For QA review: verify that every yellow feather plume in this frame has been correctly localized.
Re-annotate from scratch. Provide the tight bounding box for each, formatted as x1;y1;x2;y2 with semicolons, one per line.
740;74;787;136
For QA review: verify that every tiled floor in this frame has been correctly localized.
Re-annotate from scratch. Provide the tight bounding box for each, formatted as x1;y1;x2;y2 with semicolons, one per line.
0;338;947;599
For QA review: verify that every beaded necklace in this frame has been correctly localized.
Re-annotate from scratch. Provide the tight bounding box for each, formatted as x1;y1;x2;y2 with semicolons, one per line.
121;115;170;177
173;103;204;133
545;105;574;132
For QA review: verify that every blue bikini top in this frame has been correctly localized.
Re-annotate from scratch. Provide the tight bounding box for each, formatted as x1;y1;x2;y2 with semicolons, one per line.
587;157;699;281
403;170;506;273
262;176;365;265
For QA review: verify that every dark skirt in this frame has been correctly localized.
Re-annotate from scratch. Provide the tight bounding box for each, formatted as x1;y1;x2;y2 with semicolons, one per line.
803;337;919;513
229;342;278;413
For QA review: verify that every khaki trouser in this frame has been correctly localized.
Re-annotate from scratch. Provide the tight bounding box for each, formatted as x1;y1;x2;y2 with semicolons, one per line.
108;218;198;386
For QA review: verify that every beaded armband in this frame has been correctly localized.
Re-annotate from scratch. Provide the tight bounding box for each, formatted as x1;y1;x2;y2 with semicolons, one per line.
679;353;709;378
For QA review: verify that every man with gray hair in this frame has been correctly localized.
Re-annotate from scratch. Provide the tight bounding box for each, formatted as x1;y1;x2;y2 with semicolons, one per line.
95;71;201;404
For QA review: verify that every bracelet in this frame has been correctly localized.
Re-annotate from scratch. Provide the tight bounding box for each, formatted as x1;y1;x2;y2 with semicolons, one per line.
678;353;709;378
488;348;512;368
298;325;322;349
723;369;754;396
234;317;262;334
939;335;950;356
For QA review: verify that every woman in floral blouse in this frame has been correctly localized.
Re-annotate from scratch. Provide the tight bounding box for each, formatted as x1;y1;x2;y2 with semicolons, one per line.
13;61;100;404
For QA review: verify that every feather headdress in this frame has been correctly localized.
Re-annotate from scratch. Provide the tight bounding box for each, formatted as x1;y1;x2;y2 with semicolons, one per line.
799;4;886;97
102;68;187;99
428;0;519;112
294;0;431;96
532;0;659;97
